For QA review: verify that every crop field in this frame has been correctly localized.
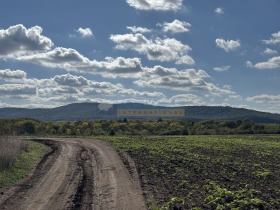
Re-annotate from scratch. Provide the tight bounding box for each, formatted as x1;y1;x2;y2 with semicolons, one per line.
102;135;280;209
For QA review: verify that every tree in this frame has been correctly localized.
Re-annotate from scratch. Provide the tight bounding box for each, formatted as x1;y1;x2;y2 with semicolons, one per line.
17;120;36;134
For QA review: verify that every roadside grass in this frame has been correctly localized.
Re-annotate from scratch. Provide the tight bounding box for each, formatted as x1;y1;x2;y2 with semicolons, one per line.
0;137;48;188
100;135;280;209
0;137;26;171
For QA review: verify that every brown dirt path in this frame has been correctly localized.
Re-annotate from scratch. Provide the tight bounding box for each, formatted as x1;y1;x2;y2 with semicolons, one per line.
0;138;147;210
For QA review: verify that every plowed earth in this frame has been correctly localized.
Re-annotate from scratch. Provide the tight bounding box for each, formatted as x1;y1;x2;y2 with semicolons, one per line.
0;138;146;210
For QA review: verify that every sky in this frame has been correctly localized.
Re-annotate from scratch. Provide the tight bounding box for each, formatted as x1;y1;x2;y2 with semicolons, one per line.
0;0;279;113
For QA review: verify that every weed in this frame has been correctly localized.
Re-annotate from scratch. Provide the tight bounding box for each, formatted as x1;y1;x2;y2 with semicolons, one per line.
160;197;184;210
0;140;48;188
252;170;271;179
0;136;24;171
204;181;266;209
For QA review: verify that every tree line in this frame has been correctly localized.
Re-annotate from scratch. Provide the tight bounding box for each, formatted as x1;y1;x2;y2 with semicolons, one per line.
1;118;280;136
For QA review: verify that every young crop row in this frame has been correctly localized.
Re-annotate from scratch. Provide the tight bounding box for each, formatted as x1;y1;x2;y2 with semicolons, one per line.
101;135;280;209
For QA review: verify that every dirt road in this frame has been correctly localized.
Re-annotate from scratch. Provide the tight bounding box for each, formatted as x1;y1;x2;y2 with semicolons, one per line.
0;138;147;210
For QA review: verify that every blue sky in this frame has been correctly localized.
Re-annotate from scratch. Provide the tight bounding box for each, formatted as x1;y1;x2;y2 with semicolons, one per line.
0;0;279;113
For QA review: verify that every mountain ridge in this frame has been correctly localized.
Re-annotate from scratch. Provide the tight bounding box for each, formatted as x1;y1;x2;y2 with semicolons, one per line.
0;102;280;123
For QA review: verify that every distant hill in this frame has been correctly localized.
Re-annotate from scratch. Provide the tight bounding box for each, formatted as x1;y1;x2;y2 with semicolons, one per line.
0;103;280;123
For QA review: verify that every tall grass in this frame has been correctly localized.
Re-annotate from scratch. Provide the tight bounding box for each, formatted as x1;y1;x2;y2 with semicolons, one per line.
0;136;29;171
0;138;48;188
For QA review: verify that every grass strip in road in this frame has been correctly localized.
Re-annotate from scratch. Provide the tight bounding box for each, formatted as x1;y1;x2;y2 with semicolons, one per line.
0;140;48;188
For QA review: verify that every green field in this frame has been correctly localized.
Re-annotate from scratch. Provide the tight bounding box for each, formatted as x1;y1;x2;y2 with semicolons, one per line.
101;135;280;209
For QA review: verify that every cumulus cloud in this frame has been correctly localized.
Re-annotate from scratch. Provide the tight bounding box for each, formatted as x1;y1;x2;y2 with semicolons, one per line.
18;47;91;69
263;31;280;45
127;26;152;33
135;65;235;96
263;48;278;55
100;56;143;77
76;27;93;37
213;66;230;72
0;69;27;79
245;61;253;68
0;25;143;78
38;87;80;97
247;56;280;69
215;7;224;15
246;39;279;68
0;84;36;96
126;0;183;11
53;73;90;87
215;38;241;52
0;70;169;107
110;33;194;65
118;88;165;98
48;95;80;103
160;94;204;106
158;19;191;33
247;94;280;104
18;47;143;77
0;24;53;58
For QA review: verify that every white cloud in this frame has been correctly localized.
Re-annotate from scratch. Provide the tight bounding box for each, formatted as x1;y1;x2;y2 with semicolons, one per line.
263;48;278;55
245;61;253;68
175;55;195;65
263;31;280;45
38;87;80;97
229;94;242;100
247;94;280;104
215;38;241;52
18;47;91;69
213;66;230;72
126;0;183;11
247;56;280;69
76;27;93;37
135;66;235;96
110;33;194;65
0;69;27;79
53;73;90;87
100;56;143;77
118;88;165;98
160;94;204;106
127;26;152;33
0;24;53;58
0;101;10;108
48;95;80;103
0;84;37;96
0;71;167;106
215;7;224;15
18;47;143;77
158;19;191;33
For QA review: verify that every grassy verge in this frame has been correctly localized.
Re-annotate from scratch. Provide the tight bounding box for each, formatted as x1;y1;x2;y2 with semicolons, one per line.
0;138;48;188
100;135;280;209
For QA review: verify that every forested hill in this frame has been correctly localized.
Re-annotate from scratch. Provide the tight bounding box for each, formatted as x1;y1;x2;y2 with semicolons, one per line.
0;103;280;123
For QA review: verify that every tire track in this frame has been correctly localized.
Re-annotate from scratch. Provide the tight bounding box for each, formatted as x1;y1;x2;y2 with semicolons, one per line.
0;138;146;210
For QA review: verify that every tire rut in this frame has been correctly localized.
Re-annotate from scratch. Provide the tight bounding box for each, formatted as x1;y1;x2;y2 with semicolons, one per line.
71;146;94;210
0;138;147;210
